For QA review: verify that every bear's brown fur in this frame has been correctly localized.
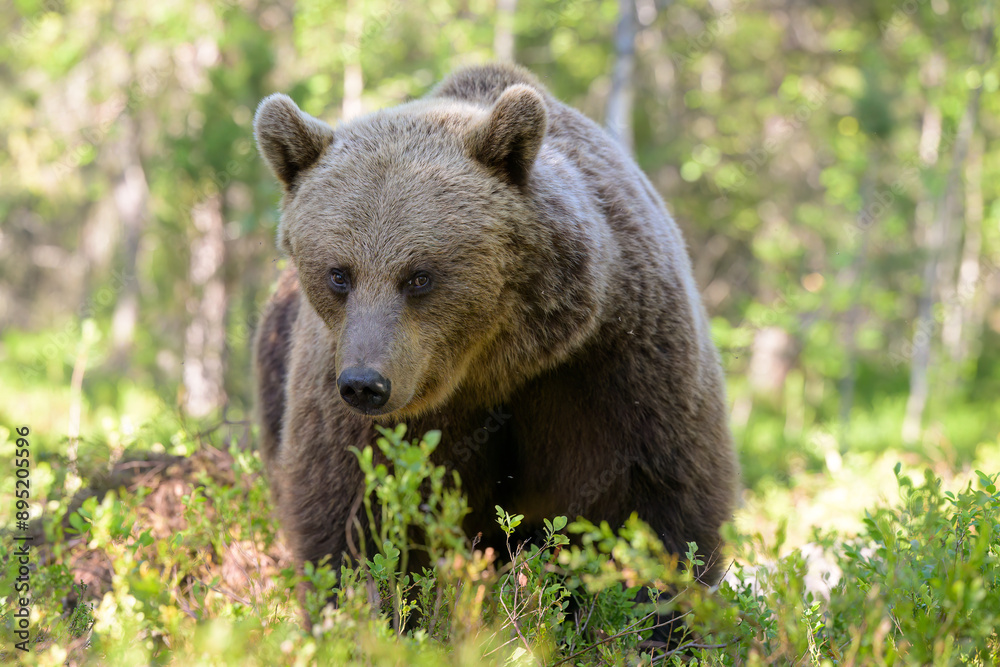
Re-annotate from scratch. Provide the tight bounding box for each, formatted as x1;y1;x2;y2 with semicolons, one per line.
252;63;738;586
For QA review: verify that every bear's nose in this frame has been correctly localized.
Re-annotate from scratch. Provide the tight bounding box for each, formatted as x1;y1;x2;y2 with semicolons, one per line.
337;367;392;412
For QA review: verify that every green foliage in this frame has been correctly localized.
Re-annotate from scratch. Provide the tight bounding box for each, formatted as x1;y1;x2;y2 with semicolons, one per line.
823;467;1000;664
5;419;997;665
4;0;998;476
2;0;1000;663
709;469;1000;666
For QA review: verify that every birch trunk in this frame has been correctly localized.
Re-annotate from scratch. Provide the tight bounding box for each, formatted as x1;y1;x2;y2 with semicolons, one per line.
110;115;149;356
342;0;364;122
494;0;517;61
941;134;983;374
182;194;228;418
902;87;980;444
606;0;636;154
837;155;875;446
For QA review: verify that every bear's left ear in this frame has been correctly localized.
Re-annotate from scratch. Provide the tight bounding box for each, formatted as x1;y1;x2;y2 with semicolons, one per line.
254;93;336;191
466;84;548;186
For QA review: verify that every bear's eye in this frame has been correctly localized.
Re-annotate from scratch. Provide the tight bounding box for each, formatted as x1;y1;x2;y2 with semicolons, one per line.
328;268;350;293
405;272;432;294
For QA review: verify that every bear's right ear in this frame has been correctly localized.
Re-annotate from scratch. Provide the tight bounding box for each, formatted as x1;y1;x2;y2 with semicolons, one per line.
466;84;548;186
254;93;335;191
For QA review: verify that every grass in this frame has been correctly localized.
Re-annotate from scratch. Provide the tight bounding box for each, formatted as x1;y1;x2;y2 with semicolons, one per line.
0;416;998;666
1;327;999;664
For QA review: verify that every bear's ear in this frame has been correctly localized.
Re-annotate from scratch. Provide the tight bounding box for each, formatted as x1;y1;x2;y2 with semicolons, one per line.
254;93;335;191
466;84;548;186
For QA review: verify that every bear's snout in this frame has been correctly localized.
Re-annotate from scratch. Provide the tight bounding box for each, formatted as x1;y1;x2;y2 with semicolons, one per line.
337;366;392;413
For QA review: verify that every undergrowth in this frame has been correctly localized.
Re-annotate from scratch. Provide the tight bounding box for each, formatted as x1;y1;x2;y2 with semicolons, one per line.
0;424;998;665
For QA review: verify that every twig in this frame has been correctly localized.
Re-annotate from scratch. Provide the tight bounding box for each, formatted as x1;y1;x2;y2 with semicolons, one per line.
115;460;171;470
220;528;266;618
429;576;445;638
205;581;253;607
717;557;738;588
345;490;365;561
498;579;532;654
173;588;200;620
482;632;523;658
577;594;598;636
549;609;659;666
550;607;702;667
67;329;93;482
649;639;735;663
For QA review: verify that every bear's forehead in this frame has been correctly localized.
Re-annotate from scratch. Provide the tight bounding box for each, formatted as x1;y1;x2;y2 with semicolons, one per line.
287;160;503;256
330;101;481;158
288;200;502;284
295;156;490;222
284;100;509;260
294;130;497;228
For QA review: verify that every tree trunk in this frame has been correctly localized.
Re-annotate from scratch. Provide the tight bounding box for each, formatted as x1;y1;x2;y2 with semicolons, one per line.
942;133;983;375
837;234;869;445
748;326;799;404
902;86;980;444
342;0;364;122
606;0;636;154
182;194;228;418
837;153;877;447
494;0;517;61
110;115;149;357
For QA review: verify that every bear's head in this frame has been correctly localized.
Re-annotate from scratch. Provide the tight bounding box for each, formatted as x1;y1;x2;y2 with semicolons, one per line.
254;86;549;418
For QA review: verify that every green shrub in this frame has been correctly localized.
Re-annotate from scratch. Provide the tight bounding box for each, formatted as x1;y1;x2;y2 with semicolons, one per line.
3;422;998;666
823;466;1000;665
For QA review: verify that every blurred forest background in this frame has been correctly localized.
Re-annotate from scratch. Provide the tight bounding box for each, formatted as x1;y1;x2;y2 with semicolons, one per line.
1;0;999;531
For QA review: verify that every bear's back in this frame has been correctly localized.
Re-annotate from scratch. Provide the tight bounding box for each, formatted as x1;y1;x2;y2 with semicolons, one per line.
432;63;698;326
429;63;617;165
430;62;545;106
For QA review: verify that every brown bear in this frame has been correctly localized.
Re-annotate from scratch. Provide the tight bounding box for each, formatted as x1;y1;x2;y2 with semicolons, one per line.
252;63;738;591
